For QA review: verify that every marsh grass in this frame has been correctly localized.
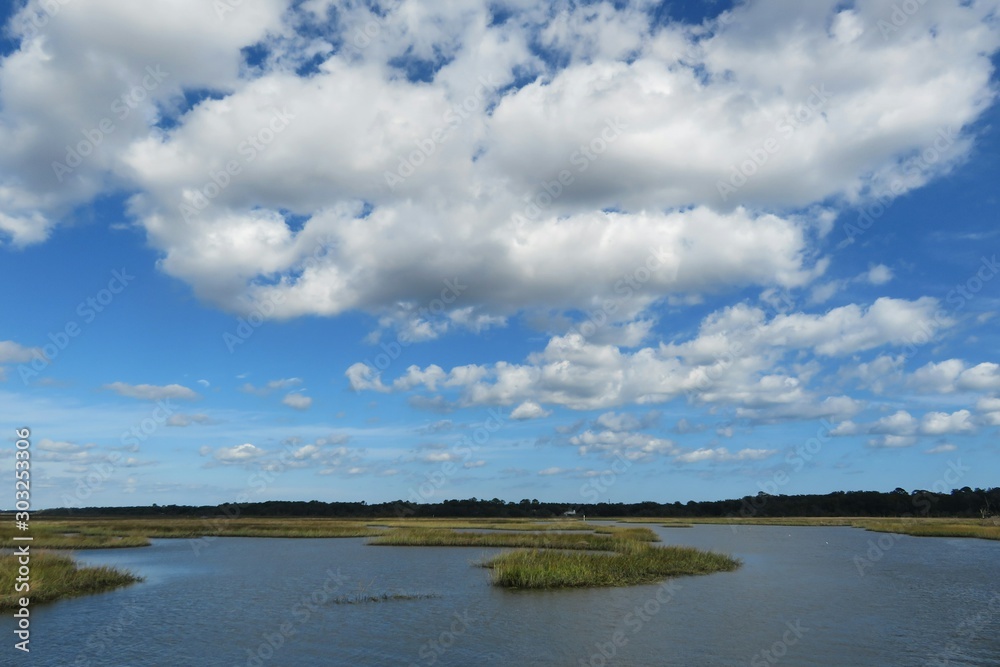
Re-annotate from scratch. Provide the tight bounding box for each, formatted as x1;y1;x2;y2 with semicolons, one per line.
856;519;1000;541
331;592;441;604
369;519;597;532
0;552;142;608
485;544;740;589
617;516;1000;540
368;524;735;589
368;527;635;551
4;518;383;545
0;523;150;549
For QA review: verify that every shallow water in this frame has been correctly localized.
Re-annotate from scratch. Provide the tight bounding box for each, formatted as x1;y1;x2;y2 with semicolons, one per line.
3;525;999;666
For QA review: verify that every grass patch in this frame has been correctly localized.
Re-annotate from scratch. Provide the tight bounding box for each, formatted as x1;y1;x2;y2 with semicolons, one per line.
368;526;659;550
485;544;740;589
0;552;142;609
368;519;597;532
331;592;440;604
855;519;1000;541
0;518;383;546
0;523;150;549
616;516;1000;540
368;527;635;551
369;524;735;589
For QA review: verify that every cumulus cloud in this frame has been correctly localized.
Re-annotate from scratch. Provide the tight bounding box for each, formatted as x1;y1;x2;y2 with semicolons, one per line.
510;401;551;420
103;382;199;400
0;0;995;337
204;443;267;464
674;447;777;464
349;297;942;416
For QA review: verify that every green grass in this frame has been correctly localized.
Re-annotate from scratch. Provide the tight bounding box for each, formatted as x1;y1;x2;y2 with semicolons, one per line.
0;518;383;546
367;527;649;551
616;516;1000;540
0;523;151;549
485;543;741;589
368;524;737;589
0;552;142;609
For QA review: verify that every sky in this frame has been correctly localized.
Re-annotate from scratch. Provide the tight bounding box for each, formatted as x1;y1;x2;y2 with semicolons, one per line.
1;0;999;510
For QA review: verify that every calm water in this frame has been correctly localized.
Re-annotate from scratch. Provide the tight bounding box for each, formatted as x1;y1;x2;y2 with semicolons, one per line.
4;525;999;666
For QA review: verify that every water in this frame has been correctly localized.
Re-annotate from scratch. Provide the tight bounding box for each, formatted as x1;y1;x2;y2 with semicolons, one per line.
4;525;999;666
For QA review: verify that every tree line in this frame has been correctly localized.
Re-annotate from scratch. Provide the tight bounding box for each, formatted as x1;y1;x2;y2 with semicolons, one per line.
31;486;999;520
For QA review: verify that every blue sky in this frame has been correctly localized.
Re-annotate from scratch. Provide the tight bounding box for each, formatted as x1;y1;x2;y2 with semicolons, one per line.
1;0;999;509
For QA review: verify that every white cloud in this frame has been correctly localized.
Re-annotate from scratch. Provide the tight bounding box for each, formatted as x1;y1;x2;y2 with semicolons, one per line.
908;360;1000;394
354;297;939;415
674;447;777;464
869;435;917;449
103;382;199;400
865;264;894;285
166;413;215;427
510;401;551;420
37;438;90;453
241;377;302;396
0;340;41;363
957;362;1000;391
281;392;313;410
570;430;678;462
926;444;958;454
977;396;1000;426
208;443;267;464
1;1;993;335
920;410;976;436
872;410;919;436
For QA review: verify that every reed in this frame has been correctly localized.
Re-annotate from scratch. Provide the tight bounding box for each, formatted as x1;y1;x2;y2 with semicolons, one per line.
486;544;740;589
0;552;142;609
368;527;633;551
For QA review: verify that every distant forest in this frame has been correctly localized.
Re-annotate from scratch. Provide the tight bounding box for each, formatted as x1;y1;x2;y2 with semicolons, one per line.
34;487;1000;520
